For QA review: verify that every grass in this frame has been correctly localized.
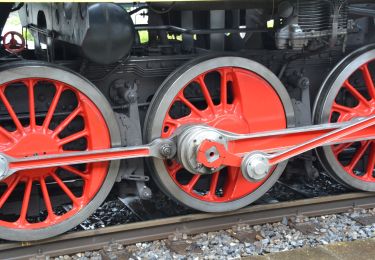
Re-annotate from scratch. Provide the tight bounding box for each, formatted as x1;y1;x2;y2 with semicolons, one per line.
138;31;186;44
4;13;34;41
138;30;149;44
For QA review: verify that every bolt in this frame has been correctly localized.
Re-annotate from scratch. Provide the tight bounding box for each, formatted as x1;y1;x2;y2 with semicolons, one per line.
140;186;152;199
210;167;216;172
127;91;137;102
143;190;151;198
196;163;203;169
299;77;310;89
160;143;172;157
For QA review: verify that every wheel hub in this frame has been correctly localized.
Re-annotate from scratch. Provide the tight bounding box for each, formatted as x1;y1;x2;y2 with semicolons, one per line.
8;128;59;157
4;128;61;177
177;126;227;174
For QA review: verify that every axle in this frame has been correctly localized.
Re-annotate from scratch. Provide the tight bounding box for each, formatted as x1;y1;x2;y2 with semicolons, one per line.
0;116;374;182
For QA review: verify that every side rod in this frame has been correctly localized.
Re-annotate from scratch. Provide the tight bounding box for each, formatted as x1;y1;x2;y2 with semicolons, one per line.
197;116;375;168
269;115;375;165
0;140;175;180
1;116;375;180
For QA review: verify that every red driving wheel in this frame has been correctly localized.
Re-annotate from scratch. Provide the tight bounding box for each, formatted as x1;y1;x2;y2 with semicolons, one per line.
0;63;120;241
315;44;375;191
161;67;286;202
145;56;294;212
2;31;25;54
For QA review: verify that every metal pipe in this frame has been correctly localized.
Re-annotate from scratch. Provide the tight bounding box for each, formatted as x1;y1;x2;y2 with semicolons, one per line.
134;25;268;34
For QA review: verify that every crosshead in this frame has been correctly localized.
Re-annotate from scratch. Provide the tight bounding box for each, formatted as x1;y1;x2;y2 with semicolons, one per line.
0;115;375;182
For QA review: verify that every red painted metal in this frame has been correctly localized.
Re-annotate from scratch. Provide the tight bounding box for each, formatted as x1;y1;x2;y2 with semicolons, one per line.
161;67;287;202
329;63;375;182
194;62;375;177
0;78;111;229
2;31;25;54
1;66;373;212
196;116;375;168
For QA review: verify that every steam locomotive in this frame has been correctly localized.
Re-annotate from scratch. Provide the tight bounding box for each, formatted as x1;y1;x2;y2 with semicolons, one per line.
0;0;374;241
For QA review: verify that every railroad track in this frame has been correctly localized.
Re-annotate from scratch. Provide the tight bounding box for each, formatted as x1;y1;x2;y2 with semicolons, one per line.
2;192;375;259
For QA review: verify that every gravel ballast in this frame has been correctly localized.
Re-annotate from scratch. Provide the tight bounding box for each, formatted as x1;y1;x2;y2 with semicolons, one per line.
55;207;375;260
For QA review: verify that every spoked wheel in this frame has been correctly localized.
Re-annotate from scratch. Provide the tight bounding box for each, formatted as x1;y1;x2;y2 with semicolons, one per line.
314;44;375;191
0;62;120;241
145;55;294;212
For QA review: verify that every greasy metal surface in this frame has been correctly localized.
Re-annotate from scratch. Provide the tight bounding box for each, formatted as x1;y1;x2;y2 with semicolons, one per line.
2;192;375;259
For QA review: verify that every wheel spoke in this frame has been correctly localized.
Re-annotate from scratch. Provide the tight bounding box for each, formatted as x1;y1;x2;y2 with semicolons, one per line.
223;167;240;200
43;83;63;130
364;142;375;180
0;175;20;208
0;88;24;133
52;106;81;137
343;81;370;107
208;171;219;196
0;127;17;142
219;69;228;109
346;141;370;171
162;121;180;137
185;175;200;192
197;75;215;112
332;142;353;155
51;172;78;205
332;102;357;117
58;129;88;146
27;79;36;129
18;178;32;223
167;161;182;178
60;165;89;180
361;64;375;100
39;177;54;217
178;94;204;117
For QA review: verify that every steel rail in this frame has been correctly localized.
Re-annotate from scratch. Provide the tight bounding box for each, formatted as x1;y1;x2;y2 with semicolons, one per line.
1;192;375;259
